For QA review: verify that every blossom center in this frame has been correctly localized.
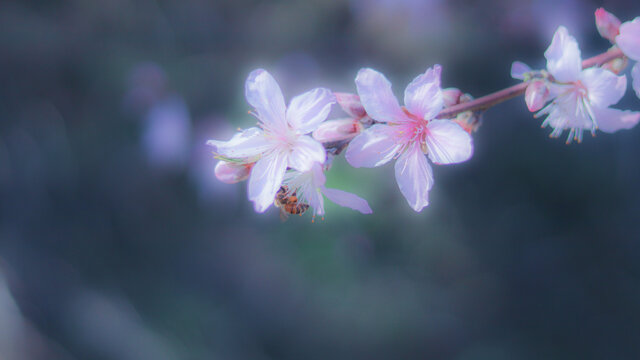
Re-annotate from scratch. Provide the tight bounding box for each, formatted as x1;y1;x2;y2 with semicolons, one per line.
573;80;589;98
396;108;429;147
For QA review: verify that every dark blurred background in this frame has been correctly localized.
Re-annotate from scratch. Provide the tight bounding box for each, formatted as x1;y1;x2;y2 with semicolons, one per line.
2;0;640;359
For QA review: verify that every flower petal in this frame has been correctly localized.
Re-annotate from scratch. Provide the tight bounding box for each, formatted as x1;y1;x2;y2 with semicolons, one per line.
545;26;582;83
404;65;444;120
322;187;372;214
245;69;287;130
248;151;288;213
214;161;252;184
206;127;271;160
310;162;326;187
286;88;336;134
394;144;433;212
633;62;640;99
511;61;532;80
288;136;326;172
425;120;474;165
581;67;626;108
594;107;640;133
616;17;640;61
355;68;409;123
345;124;401;168
334;92;367;119
312;118;363;143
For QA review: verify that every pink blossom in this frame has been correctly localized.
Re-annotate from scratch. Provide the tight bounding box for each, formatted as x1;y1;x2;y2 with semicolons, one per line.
207;69;335;212
345;66;473;212
535;26;638;143
282;163;372;218
615;16;640;98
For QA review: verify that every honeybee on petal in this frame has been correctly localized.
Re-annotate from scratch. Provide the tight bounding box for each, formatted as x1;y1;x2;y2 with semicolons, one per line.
274;186;309;221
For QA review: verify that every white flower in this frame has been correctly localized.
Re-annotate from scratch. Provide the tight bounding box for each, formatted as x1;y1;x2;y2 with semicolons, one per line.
345;66;473;212
616;16;640;98
282;163;372;218
536;26;638;143
207;69;335;212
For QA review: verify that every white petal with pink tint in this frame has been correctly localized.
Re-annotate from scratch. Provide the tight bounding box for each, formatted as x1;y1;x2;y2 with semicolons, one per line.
355;68;409;123
404;65;444;120
245;69;287;131
345;124;401;168
544;26;582;83
334;92;367;119
632;62;640;98
206;127;271;160
322;187;372;214
286;88;335;134
288;136;326;172
580;67;626;108
616;17;640;60
248;151;288;212
425;120;473;165
593;108;640;133
394;143;433;212
214;161;251;184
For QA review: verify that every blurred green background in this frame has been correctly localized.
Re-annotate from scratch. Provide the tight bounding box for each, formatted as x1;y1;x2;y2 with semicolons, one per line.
2;0;640;359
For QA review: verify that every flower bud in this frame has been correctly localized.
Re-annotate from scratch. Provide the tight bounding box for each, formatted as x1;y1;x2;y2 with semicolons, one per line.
214;160;252;184
442;88;463;107
334;92;367;119
595;8;621;43
312;118;363;143
525;80;550;112
511;61;532;80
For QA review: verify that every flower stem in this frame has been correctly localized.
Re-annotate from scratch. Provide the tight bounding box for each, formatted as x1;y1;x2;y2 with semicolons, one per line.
435;47;625;119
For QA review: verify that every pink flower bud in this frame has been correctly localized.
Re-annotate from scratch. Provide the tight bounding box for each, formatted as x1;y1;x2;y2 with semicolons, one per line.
442;88;463;107
312;118;363;143
525;80;550;112
334;92;367;119
214;160;252;184
595;8;621;43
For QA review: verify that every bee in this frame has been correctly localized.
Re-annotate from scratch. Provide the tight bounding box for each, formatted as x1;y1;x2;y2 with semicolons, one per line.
274;186;309;221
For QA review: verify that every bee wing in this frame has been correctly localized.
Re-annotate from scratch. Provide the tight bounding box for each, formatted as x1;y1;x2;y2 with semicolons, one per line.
279;208;290;222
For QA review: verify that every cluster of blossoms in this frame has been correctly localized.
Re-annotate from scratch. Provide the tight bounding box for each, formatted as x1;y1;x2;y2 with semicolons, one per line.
208;8;640;220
